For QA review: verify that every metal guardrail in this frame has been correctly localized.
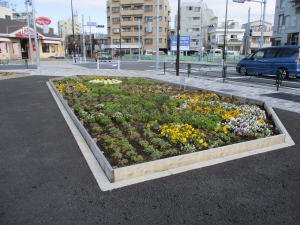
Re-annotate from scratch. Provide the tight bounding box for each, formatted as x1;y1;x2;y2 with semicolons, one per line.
122;54;245;62
0;58;28;69
163;62;300;91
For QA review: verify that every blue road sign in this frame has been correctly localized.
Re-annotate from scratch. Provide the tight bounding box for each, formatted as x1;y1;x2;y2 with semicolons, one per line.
170;36;190;51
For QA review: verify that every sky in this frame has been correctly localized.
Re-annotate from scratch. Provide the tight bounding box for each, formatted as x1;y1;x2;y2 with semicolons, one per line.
9;0;276;35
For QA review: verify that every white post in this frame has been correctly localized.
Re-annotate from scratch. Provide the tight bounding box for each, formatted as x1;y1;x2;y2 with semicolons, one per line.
260;0;267;48
25;2;33;65
31;0;40;68
97;59;99;69
118;60;120;70
155;0;159;74
138;19;140;61
82;15;86;63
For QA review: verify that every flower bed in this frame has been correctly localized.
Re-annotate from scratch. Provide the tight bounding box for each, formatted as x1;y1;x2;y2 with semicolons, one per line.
52;76;280;173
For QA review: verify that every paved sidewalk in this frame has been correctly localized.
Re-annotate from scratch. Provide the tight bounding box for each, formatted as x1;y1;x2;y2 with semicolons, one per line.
0;64;300;224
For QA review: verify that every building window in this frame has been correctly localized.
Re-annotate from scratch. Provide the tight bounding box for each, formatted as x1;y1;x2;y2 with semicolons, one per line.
186;6;193;11
112;7;120;12
145;16;153;21
159;16;162;21
291;15;297;27
123;6;131;10
112;18;120;23
284;16;290;29
159;38;162;43
159;27;162;32
145;38;153;44
193;17;200;21
296;7;300;14
113;39;120;43
159;5;162;9
113;28;120;33
145;5;153;11
278;15;284;33
194;7;200;12
123;38;131;43
186;17;192;21
122;17;131;21
122;28;131;32
42;43;50;53
280;0;286;8
5;15;11;20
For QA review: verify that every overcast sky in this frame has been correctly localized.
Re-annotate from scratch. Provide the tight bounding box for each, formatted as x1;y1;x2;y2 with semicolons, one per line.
10;0;276;34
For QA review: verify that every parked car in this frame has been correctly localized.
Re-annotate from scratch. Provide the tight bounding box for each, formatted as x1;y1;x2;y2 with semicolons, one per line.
94;52;112;61
192;52;208;57
236;46;300;79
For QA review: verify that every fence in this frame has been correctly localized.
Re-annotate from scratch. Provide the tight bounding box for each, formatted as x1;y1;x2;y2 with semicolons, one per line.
0;58;28;69
163;62;300;91
122;54;244;62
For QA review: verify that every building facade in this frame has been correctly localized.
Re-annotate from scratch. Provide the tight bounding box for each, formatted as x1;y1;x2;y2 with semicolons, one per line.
174;1;214;54
57;13;82;38
106;0;171;56
0;1;13;20
0;18;63;60
271;0;300;45
242;20;273;54
207;17;245;54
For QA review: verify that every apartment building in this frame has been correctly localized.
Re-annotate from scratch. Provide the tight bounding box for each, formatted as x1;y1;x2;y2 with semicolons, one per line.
271;0;300;45
207;17;245;54
106;0;171;56
242;20;273;54
174;1;214;54
0;1;13;19
57;12;82;38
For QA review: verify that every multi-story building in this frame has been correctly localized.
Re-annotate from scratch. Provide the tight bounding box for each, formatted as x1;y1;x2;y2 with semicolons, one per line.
174;1;214;54
0;1;13;20
57;12;82;38
242;20;273;54
207;17;245;54
106;0;171;56
271;0;300;45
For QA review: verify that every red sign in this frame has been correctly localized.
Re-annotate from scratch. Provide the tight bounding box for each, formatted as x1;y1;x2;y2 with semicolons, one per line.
32;44;36;51
36;17;51;25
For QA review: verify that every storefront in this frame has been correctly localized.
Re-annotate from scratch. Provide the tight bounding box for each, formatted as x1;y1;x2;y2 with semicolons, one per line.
0;18;63;60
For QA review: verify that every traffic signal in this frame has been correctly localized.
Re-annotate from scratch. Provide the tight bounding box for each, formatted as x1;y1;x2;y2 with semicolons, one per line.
249;29;252;36
36;33;39;39
208;25;214;28
96;25;105;28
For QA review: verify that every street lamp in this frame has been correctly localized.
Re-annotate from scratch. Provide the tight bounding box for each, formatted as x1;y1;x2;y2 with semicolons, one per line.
71;0;76;63
222;0;229;66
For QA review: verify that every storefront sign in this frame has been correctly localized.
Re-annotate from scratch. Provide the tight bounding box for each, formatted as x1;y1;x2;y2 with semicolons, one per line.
15;27;39;38
36;17;51;25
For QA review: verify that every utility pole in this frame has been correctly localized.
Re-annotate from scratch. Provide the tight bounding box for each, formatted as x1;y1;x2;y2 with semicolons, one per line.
25;0;33;65
82;15;86;62
89;16;92;58
31;0;40;68
222;0;229;66
176;0;181;76
199;7;203;62
71;0;76;63
260;0;267;48
245;8;250;57
138;19;140;61
155;0;159;74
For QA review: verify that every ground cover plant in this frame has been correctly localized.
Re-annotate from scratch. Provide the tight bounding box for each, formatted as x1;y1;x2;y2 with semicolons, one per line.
53;76;279;167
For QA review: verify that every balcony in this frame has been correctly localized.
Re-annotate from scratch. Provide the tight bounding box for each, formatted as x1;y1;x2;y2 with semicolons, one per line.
252;30;272;37
121;9;143;16
121;31;139;37
120;0;144;4
121;20;139;27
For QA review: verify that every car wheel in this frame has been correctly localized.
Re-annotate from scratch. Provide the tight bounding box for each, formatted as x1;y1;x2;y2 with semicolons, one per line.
239;66;248;76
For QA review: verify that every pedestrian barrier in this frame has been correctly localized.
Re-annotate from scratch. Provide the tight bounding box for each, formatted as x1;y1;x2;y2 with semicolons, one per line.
0;58;28;69
163;62;300;91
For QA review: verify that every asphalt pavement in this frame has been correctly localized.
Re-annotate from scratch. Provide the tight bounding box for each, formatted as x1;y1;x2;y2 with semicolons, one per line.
0;62;300;224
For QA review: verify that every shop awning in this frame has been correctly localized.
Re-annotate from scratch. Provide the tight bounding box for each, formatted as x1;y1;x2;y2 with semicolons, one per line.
0;37;11;42
42;40;61;44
